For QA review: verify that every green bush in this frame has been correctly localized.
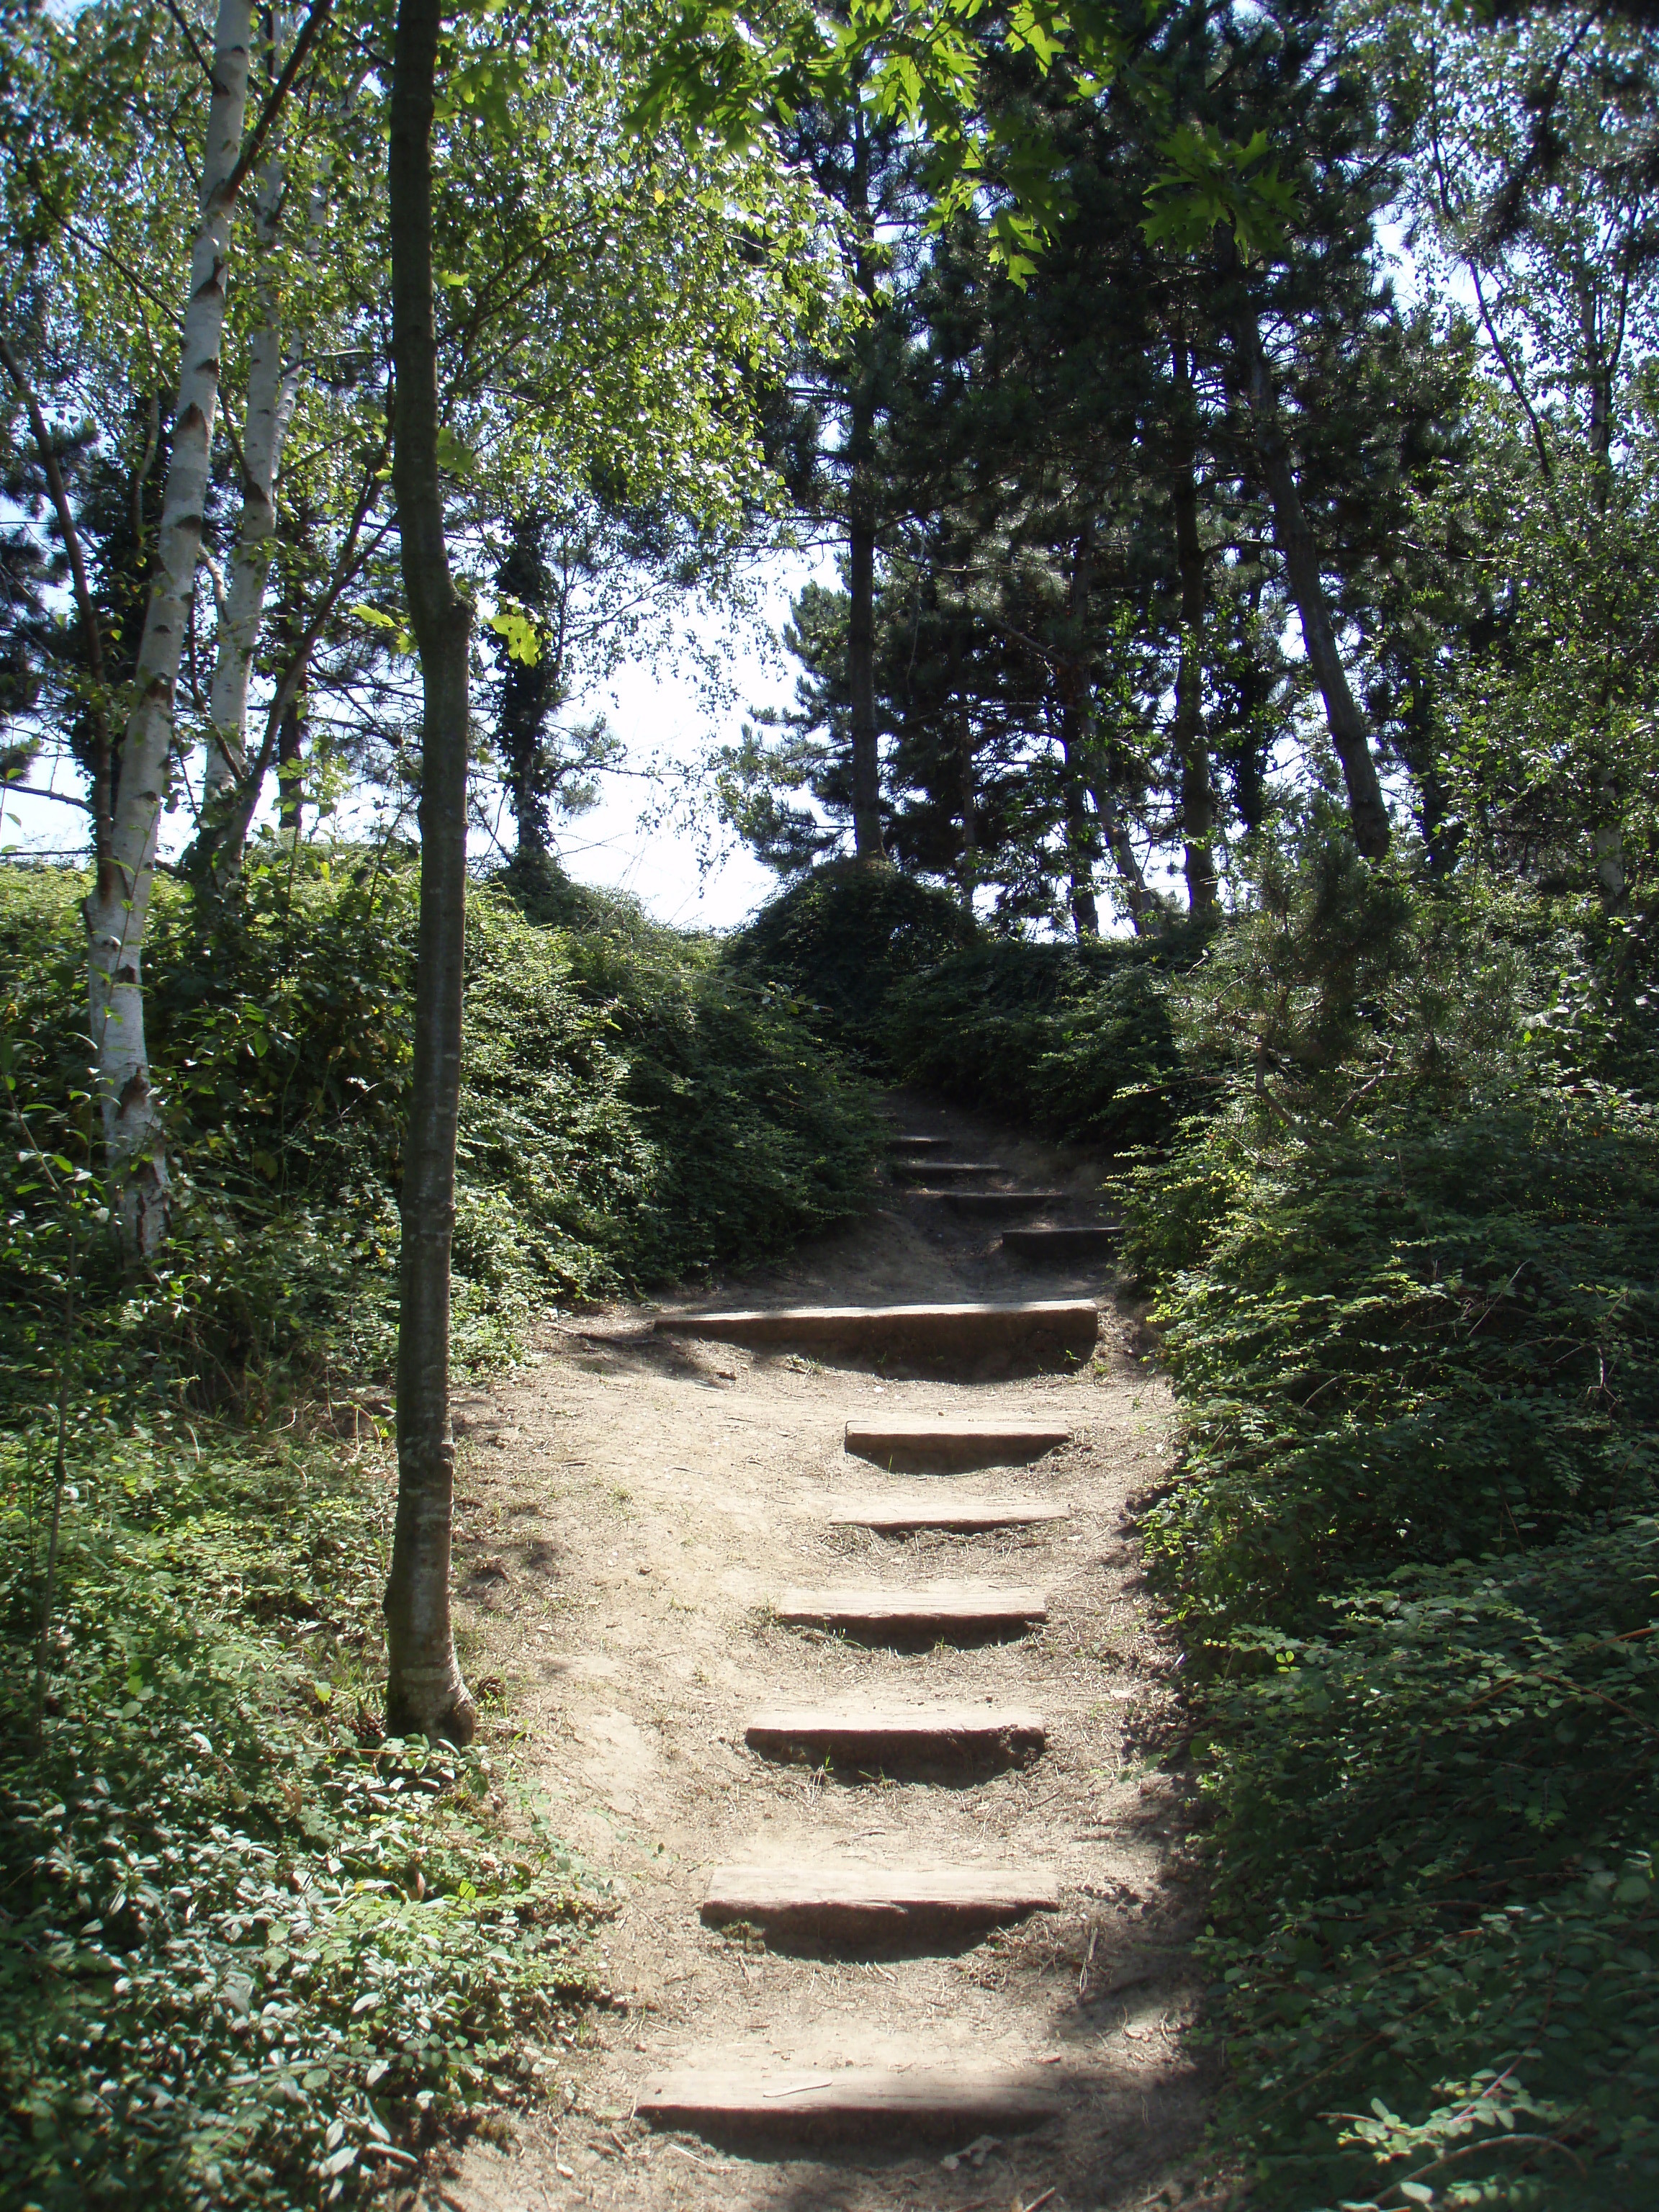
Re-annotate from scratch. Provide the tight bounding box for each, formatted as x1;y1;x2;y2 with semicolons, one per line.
881;930;1208;1149
729;857;1207;1149
729;859;974;1058
1120;843;1659;2208
1196;1519;1658;2210
0;852;881;1411
0;1427;603;2211
1137;1089;1659;1635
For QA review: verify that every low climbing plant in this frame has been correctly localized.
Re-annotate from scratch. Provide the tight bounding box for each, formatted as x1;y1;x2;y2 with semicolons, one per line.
0;1425;605;2211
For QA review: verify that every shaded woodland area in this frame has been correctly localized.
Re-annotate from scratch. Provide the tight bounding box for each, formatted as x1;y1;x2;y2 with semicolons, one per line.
1;0;1656;2206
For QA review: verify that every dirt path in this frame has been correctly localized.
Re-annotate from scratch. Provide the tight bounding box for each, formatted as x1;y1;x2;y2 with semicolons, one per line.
443;1097;1216;2212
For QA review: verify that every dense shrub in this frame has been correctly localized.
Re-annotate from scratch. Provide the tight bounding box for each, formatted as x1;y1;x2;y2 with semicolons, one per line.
729;859;974;1056
1197;1519;1658;2211
1122;842;1659;2207
881;929;1208;1148
0;1428;603;2211
0;853;881;1409
731;858;1207;1147
1137;1089;1659;1635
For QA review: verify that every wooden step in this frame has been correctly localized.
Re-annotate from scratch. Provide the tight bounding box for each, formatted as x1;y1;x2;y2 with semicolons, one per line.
775;1582;1046;1633
702;1862;1061;1936
891;1159;1006;1180
745;1701;1045;1763
654;1299;1097;1362
827;1492;1070;1532
845;1416;1071;1470
1002;1224;1118;1261
637;2064;1062;2134
886;1133;953;1150
932;1189;1068;1216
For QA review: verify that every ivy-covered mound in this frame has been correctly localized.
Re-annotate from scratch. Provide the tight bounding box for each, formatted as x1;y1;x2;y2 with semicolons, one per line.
1;1429;606;2212
0;852;881;1411
1125;837;1659;2211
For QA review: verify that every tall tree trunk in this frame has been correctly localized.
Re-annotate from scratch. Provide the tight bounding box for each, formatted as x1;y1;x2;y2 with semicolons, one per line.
1089;772;1154;933
1056;529;1098;938
276;677;305;830
1223;266;1390;860
1169;344;1218;921
847;490;883;858
383;0;476;1747
956;694;976;913
845;108;884;862
202;32;301;847
83;0;255;1264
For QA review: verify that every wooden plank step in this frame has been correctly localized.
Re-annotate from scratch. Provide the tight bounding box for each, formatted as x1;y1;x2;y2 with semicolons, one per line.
887;1133;953;1149
891;1159;1006;1180
745;1702;1045;1761
827;1493;1070;1532
776;1582;1046;1632
702;1862;1061;1936
932;1189;1068;1216
654;1300;1097;1362
636;2064;1062;2134
1002;1224;1118;1260
845;1416;1071;1470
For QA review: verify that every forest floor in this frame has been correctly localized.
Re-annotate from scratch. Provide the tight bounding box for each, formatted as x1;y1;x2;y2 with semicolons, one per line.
439;1097;1225;2212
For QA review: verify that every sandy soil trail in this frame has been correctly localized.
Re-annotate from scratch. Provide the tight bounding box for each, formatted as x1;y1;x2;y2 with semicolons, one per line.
441;1096;1216;2212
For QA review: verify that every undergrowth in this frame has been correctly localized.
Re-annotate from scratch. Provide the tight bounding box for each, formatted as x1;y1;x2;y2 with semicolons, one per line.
0;1423;606;2211
0;852;881;1413
731;858;1208;1148
1123;835;1659;2208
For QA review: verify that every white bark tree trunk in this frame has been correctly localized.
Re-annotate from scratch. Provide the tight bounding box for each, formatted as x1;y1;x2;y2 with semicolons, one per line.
202;138;301;825
84;0;254;1264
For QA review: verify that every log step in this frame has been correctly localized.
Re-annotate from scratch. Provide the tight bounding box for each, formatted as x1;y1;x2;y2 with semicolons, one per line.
845;1416;1071;1470
745;1702;1045;1763
931;1189;1069;1216
827;1493;1070;1532
702;1862;1061;1936
654;1300;1097;1362
636;2064;1062;2134
891;1159;1006;1180
776;1582;1046;1633
1001;1224;1119;1260
886;1133;953;1150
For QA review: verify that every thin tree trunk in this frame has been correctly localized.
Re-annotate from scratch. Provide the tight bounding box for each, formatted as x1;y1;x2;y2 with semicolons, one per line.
202;102;302;833
956;694;976;913
82;0;256;1264
845;109;884;862
1056;529;1098;938
847;462;883;859
1223;267;1390;860
1169;343;1218;921
382;0;476;1747
1090;773;1154;933
276;681;305;831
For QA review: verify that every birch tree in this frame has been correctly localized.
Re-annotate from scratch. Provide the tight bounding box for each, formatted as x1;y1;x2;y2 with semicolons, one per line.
201;17;304;853
79;0;332;1260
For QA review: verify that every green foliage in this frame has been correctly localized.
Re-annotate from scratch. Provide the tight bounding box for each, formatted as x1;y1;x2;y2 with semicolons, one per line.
1197;1520;1659;2210
883;927;1210;1150
1136;1089;1659;1632
729;859;1207;1153
729;860;975;1058
1120;842;1659;2206
0;852;881;1411
0;1426;603;2211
